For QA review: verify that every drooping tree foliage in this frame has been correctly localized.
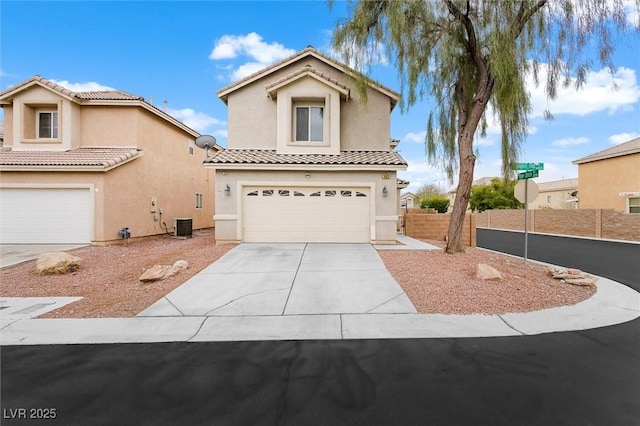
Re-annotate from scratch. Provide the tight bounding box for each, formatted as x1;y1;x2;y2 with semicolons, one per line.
331;0;638;253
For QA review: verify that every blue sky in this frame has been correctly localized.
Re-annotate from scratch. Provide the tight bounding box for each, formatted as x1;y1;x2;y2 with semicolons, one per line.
2;1;639;193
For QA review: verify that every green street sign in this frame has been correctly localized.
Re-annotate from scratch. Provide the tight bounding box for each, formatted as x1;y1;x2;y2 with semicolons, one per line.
512;162;544;171
517;169;539;180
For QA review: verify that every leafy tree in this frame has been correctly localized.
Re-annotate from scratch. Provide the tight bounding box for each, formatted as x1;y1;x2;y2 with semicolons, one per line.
416;183;444;199
331;0;637;253
469;178;522;212
421;195;451;213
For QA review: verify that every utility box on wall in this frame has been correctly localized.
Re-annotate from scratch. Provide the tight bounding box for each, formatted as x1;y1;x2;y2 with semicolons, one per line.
175;218;193;238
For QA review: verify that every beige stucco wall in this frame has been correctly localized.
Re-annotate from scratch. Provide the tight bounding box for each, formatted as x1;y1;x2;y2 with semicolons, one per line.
578;154;640;212
212;168;399;244
224;56;392;152
532;187;578;210
1;93;215;243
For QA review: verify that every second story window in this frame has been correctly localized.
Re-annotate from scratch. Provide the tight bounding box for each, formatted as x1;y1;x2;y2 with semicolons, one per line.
38;111;58;139
295;106;323;142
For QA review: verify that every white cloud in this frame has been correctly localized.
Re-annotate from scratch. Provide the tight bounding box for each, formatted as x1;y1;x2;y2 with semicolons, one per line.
552;136;590;147
527;65;640;118
404;131;426;143
167;107;225;134
609;131;640;144
209;32;295;81
398;160;447;193
50;79;114;92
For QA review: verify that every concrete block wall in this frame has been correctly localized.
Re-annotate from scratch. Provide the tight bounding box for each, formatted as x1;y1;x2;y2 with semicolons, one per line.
405;208;640;246
477;209;639;242
404;211;474;246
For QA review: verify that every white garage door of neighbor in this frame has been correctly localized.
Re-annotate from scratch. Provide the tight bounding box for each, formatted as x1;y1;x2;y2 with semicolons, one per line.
243;187;370;243
0;188;92;244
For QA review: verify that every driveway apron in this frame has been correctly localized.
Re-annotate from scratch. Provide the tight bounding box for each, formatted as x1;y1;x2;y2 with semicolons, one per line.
138;243;416;317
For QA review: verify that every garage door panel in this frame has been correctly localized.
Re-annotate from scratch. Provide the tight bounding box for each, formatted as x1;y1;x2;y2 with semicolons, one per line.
0;188;92;244
243;186;370;243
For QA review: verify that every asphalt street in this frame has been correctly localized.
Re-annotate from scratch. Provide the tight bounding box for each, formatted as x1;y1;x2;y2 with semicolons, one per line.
2;318;639;426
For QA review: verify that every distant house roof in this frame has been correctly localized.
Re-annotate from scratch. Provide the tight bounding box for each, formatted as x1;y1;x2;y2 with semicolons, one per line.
400;191;417;199
0;76;201;138
0;147;141;171
537;178;578;192
205;149;406;169
573;137;640;164
217;46;400;108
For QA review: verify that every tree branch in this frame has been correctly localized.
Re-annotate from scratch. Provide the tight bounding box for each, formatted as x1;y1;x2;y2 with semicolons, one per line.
512;0;548;38
444;0;484;77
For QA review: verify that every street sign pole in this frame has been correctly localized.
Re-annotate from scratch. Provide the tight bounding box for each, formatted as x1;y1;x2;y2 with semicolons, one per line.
524;180;529;265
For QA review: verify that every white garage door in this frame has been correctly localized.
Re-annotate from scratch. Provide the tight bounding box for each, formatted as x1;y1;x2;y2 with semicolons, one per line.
0;188;92;244
243;187;370;243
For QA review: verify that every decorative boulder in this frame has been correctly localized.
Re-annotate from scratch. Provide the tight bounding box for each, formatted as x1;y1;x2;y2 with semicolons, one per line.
139;264;171;282
164;260;189;278
35;252;82;275
547;266;598;286
476;263;503;280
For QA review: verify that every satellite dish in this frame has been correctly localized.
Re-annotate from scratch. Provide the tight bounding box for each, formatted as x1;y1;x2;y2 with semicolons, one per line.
194;135;217;158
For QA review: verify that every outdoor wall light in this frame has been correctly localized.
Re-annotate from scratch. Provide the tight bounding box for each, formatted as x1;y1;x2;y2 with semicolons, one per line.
225;184;231;196
382;186;388;197
305;172;311;178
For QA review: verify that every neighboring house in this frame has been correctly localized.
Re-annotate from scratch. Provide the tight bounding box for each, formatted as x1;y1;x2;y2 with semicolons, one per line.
532;178;579;209
205;47;407;244
573;137;640;213
400;192;418;209
0;120;4;146
0;76;220;244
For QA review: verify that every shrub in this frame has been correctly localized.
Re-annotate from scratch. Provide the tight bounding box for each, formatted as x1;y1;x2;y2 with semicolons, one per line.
420;195;450;213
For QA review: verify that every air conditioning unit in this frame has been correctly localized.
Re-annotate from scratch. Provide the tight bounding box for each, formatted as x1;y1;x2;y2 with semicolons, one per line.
174;218;193;238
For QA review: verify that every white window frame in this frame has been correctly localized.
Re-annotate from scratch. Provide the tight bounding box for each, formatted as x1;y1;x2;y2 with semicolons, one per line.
188;140;195;156
37;110;58;139
195;193;203;210
628;197;640;214
293;103;324;143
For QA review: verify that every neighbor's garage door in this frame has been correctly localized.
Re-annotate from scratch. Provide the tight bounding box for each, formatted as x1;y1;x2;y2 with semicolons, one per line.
243;187;370;243
0;188;92;244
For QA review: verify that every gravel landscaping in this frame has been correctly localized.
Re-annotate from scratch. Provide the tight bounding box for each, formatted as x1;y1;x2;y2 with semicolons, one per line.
0;232;595;318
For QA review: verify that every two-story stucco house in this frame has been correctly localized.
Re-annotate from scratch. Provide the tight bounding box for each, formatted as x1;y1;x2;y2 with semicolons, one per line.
573;137;640;213
206;47;407;244
0;76;220;244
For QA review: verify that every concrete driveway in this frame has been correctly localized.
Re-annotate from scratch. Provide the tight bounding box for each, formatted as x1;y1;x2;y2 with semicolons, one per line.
0;244;88;268
138;243;417;317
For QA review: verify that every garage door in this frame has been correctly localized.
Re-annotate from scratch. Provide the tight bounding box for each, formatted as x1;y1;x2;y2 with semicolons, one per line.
243;187;370;243
0;188;92;244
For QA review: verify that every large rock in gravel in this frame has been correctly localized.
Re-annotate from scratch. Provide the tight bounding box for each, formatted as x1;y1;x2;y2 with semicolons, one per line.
476;263;503;280
139;264;171;282
164;260;189;278
36;252;82;275
565;277;597;287
139;260;189;282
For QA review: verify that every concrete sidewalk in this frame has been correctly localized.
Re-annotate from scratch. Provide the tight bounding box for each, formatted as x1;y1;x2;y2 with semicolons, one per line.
1;240;639;345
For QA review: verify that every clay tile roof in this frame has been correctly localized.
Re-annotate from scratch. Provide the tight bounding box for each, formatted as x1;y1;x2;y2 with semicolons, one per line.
0;75;143;103
573;137;640;164
75;91;143;101
217;46;399;102
0;147;141;170
265;66;350;92
205;149;407;167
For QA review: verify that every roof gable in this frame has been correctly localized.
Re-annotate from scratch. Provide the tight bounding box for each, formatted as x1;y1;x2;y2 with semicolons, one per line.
0;75;202;138
0;75;142;104
217;46;399;107
265;65;350;100
573;137;640;164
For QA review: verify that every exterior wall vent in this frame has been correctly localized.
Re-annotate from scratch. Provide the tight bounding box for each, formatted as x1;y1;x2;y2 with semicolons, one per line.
175;218;193;238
